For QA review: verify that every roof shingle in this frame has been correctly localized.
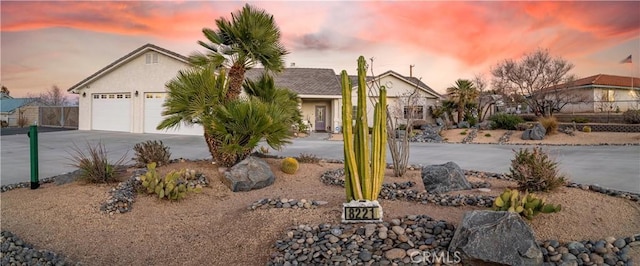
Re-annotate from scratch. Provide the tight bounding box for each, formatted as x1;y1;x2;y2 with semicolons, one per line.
245;68;342;96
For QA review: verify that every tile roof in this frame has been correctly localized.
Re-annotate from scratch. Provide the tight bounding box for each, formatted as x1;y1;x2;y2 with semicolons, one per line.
68;43;190;92
245;68;342;96
551;74;640;90
0;98;35;113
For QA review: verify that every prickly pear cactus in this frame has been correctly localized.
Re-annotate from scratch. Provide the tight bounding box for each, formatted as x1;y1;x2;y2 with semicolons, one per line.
139;162;200;201
280;157;299;174
492;189;561;220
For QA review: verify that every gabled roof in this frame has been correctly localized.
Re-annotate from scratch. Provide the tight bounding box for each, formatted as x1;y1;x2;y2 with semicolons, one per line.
0;98;36;113
548;74;640;90
68;43;190;92
245;68;342;96
0;92;12;99
342;70;441;98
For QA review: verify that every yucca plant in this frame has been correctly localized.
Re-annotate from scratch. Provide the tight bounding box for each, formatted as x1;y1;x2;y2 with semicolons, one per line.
68;141;128;183
341;56;388;201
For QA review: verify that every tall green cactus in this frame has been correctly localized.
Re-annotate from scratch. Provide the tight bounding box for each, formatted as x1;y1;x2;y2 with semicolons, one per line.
341;56;388;201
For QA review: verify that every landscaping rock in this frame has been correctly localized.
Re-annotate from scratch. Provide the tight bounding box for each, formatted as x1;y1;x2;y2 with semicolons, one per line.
521;123;546;140
412;124;443;143
458;121;470;128
421;162;472;194
222;156;275;192
449;210;543;265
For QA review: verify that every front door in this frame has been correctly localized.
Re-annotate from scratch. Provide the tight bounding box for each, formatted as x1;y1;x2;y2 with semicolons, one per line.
315;106;326;132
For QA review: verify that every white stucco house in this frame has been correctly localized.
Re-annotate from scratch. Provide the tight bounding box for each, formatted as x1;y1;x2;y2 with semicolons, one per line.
544;74;640;113
68;43;203;135
68;43;441;135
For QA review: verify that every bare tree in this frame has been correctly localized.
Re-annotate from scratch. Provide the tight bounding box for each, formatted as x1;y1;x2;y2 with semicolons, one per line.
491;49;578;117
365;58;424;177
30;85;69;106
1;85;9;96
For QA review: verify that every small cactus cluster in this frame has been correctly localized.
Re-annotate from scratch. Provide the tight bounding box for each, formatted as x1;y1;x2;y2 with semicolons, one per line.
280;157;299;174
139;162;202;200
492;189;561;220
582;126;592;133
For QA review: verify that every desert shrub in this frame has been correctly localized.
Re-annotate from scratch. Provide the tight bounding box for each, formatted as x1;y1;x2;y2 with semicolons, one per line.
492;189;561;220
515;122;531;131
17;116;28;128
133;140;171;167
460;130;467;135
139;162;202;200
508;147;566;192
538;116;558;135
0;120;7;128
623;109;640;124
484;133;492;137
582;126;592;133
397;124;407;130
69;142;128;183
281;157;299;174
571;117;589;123
488;113;524;130
297;153;320;163
520;115;537;122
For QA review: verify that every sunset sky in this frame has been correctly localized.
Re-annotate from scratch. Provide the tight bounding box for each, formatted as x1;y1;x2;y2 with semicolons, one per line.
1;1;639;98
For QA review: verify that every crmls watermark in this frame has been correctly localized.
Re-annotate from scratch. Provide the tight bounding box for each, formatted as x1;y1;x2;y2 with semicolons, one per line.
409;250;462;264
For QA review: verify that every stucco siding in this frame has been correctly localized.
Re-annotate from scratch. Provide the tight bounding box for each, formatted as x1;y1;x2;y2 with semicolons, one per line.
76;51;190;132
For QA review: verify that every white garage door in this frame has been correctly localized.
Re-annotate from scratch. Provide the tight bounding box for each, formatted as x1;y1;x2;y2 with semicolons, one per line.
144;93;203;135
92;93;131;132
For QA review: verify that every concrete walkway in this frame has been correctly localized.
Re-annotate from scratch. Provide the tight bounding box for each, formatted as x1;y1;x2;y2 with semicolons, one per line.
1;130;638;193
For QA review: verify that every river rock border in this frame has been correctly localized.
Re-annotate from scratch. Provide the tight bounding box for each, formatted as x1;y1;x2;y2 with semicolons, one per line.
1;231;77;266
248;198;329;210
461;128;478;144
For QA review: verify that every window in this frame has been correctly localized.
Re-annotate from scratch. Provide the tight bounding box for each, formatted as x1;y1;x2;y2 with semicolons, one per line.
125;94;131;99
117;94;123;99
108;94;115;99
403;106;424;119
101;94;107;99
145;53;159;64
606;90;615;102
93;94;99;99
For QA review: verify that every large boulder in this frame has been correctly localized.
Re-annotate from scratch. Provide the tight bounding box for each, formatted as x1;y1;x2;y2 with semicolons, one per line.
449;211;543;266
521;123;546;140
222;156;275;192
421;161;472;193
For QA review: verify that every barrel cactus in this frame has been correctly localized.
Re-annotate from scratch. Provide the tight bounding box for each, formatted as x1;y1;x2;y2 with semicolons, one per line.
280;157;299;174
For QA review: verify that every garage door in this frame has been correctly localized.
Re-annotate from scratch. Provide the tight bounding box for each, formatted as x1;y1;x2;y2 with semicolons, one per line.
144;93;203;135
92;93;131;132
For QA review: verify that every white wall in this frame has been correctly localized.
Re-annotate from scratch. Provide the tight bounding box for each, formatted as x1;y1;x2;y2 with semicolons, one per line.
76;51;190;132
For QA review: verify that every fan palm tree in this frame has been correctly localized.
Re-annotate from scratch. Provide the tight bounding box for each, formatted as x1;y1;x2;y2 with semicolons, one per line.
210;98;293;166
446;79;479;124
157;67;228;161
190;4;289;102
243;72;302;126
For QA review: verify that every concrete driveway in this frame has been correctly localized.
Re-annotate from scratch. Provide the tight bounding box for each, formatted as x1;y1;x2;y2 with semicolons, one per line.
1;131;639;193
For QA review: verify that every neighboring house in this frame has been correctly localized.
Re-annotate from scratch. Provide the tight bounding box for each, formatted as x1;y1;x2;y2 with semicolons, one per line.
68;43;441;135
546;74;640;113
344;70;442;128
68;43;203;135
0;98;38;127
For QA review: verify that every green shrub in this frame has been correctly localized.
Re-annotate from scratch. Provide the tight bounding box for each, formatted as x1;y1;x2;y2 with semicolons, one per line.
460;130;467;135
508;147;566;192
538;116;558;135
139;162;201;200
68;142;128;183
492;189;561;220
397;124;407;130
297;153;320;163
133;140;171;167
582;126;592;133
488;113;525;130
484;133;492;137
623;109;640;124
571;117;589;123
